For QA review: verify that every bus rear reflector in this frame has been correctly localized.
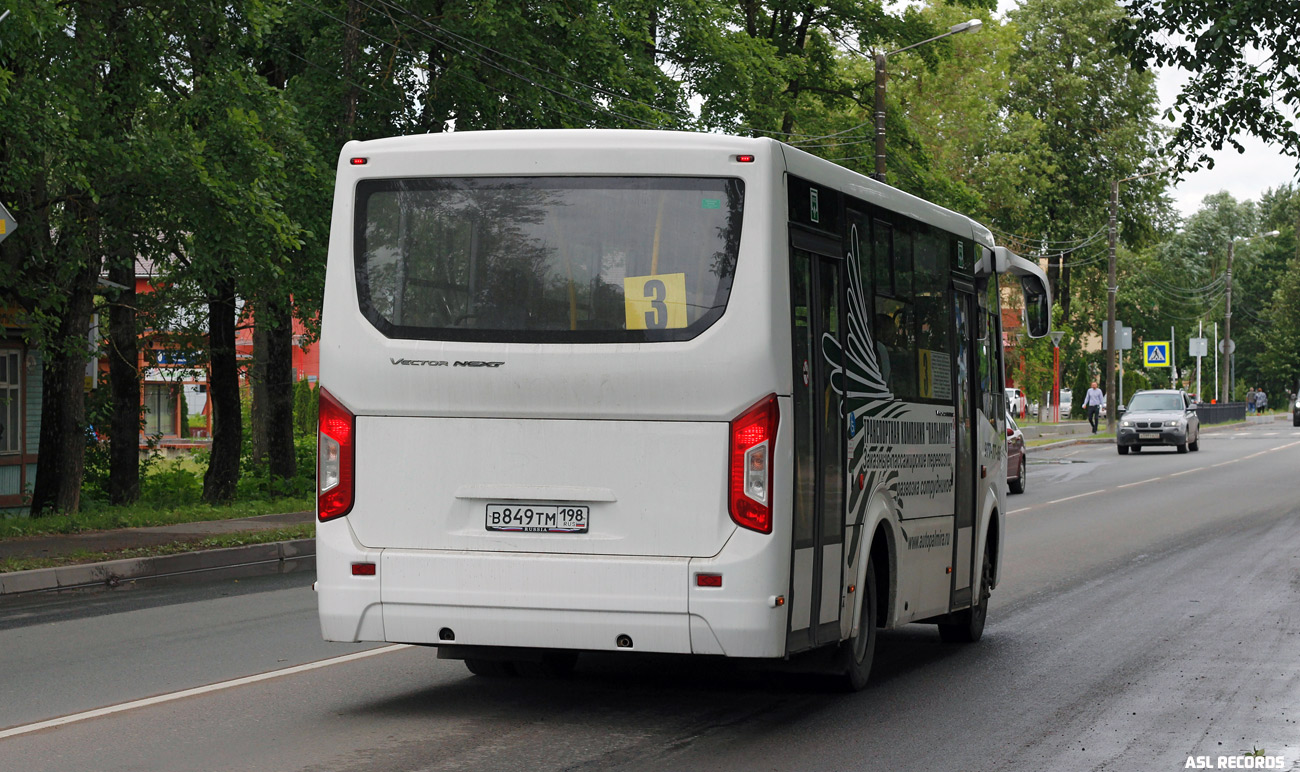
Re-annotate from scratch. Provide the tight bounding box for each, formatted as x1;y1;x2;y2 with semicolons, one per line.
318;388;355;522
729;394;778;534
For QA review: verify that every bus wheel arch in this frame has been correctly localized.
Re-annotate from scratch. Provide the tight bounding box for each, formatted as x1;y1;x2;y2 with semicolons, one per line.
869;521;894;630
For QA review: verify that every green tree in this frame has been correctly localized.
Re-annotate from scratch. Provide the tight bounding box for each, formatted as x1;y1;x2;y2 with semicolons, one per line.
1115;0;1300;172
1000;0;1165;326
0;1;175;513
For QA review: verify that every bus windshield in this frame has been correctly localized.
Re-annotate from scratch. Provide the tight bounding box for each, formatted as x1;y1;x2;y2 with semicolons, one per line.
354;176;744;343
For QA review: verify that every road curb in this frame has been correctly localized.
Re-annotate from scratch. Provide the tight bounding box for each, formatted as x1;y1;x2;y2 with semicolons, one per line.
1029;418;1284;452
0;539;315;598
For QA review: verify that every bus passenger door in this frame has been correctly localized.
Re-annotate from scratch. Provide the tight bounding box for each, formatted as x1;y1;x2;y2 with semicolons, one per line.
950;280;978;608
788;244;846;652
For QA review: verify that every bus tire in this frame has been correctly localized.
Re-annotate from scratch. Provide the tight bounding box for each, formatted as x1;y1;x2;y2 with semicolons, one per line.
938;538;991;644
835;556;879;692
465;658;518;678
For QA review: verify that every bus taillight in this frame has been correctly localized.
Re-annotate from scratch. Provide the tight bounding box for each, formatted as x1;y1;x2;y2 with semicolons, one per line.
729;394;779;534
318;388;356;521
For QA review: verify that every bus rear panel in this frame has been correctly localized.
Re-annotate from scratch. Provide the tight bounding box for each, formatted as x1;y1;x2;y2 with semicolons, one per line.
317;131;795;659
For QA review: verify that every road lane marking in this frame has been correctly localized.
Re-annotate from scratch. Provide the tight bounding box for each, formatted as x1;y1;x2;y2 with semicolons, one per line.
0;644;410;740
1046;489;1106;505
1020;439;1300;515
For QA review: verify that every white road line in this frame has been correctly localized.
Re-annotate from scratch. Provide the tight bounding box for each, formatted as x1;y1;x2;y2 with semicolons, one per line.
1211;459;1240;467
0;644;410;740
1008;507;1034;514
1047;489;1106;505
1117;477;1163;488
1167;467;1204;477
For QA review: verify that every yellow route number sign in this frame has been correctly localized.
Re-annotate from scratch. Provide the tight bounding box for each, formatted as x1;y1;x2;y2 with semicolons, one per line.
624;273;687;330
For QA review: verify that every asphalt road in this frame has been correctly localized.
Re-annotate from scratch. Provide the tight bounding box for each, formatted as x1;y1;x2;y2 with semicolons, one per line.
2;422;1297;771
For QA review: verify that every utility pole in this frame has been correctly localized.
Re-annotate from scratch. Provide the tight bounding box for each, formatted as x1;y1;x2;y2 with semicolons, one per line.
1105;179;1119;431
1104;169;1163;430
872;19;981;183
1223;238;1235;403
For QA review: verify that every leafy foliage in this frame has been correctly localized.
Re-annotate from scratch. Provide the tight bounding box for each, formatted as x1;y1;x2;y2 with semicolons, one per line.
1115;0;1300;172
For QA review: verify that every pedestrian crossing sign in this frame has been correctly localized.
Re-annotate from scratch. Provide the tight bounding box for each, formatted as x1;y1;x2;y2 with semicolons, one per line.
1144;341;1170;367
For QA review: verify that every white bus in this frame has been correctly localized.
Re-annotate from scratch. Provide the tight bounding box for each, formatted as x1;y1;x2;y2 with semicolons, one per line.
315;129;1051;689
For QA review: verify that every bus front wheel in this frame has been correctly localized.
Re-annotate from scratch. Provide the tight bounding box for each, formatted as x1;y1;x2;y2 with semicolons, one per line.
836;556;879;692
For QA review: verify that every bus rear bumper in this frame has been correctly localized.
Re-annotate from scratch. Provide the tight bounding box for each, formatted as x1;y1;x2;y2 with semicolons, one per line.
316;522;789;658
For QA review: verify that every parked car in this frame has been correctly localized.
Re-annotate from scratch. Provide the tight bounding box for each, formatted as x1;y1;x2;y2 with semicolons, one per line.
1006;411;1026;494
1116;389;1201;454
1005;387;1027;417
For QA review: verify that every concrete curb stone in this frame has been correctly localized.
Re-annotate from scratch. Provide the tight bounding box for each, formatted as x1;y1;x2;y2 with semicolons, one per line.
0;538;315;598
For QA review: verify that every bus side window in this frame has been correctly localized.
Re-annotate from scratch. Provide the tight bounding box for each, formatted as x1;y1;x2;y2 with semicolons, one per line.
913;226;950;402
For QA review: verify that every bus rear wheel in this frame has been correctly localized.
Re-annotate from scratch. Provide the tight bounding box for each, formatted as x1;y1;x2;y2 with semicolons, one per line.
835;556;878;692
938;539;991;644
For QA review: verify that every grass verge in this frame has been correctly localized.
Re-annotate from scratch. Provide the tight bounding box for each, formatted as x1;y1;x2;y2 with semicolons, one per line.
0;524;315;573
0;497;314;540
1027;433;1114;447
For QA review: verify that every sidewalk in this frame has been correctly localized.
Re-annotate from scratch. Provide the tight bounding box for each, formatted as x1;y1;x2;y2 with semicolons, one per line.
0;511;315;598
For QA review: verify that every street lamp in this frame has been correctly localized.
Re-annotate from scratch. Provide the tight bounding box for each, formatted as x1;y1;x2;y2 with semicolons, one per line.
1222;229;1279;403
1104;168;1165;432
873;19;983;183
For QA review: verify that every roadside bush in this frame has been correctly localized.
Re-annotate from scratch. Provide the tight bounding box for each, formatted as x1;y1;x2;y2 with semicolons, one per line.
140;459;203;508
293;379;318;438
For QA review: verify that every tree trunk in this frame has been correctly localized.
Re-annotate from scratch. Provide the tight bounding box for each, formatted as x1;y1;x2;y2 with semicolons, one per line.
338;0;364;144
203;278;241;503
29;257;100;515
249;315;269;467
265;295;296;486
107;255;140;504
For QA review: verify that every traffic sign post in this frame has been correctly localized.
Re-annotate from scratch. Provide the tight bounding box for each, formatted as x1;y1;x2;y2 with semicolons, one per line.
0;200;17;245
1049;330;1065;423
1191;327;1208;402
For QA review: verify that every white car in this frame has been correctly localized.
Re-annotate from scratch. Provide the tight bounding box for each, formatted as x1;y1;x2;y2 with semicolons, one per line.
1005;387;1026;417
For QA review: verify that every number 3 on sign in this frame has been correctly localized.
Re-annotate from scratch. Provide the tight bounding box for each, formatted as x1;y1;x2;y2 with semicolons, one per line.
624;273;687;330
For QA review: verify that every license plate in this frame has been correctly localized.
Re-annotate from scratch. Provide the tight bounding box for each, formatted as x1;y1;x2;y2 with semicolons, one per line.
486;503;589;533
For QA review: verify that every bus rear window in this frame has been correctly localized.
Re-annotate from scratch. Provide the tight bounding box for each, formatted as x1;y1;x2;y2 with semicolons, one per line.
354;176;744;343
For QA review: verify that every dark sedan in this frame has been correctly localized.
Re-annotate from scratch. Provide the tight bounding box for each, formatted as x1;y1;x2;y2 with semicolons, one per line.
1007;411;1026;493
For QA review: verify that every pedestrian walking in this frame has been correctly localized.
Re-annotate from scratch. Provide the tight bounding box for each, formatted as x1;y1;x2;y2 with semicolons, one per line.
1246;387;1256;414
1258;387;1268;413
1084;380;1104;433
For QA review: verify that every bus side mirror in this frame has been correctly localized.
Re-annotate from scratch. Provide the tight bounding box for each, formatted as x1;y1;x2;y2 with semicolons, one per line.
1020;275;1051;339
994;246;1053;339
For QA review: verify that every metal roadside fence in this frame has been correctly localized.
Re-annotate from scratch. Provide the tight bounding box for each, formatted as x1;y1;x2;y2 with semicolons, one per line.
1195;402;1247;424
